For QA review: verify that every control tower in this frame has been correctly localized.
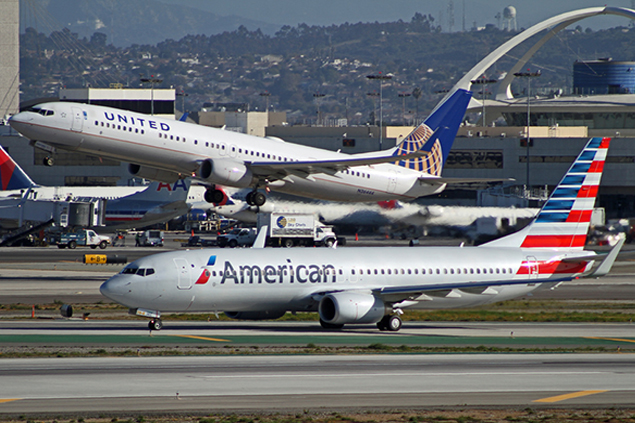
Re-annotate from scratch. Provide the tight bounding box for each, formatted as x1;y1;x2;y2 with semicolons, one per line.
0;0;19;120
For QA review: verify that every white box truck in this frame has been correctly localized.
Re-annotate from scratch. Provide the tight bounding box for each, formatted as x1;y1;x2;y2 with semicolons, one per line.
257;213;338;248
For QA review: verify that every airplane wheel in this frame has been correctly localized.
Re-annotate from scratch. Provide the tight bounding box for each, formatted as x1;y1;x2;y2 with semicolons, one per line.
319;319;344;330
252;192;266;206
387;315;402;332
205;189;225;204
149;319;163;331
245;191;254;206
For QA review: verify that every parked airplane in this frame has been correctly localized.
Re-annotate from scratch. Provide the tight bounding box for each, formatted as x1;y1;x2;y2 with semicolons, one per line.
9;89;503;207
201;185;538;235
0;146;191;229
100;137;622;331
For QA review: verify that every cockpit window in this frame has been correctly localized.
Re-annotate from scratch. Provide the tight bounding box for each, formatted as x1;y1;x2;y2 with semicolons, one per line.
37;109;54;116
122;266;154;276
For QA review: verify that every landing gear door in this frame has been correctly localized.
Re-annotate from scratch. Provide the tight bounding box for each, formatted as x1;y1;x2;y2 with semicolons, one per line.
71;107;84;132
526;256;539;280
174;258;192;290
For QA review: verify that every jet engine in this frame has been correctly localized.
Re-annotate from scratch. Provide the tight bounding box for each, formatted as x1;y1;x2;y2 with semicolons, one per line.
198;158;253;187
318;292;385;325
128;164;181;183
224;310;286;320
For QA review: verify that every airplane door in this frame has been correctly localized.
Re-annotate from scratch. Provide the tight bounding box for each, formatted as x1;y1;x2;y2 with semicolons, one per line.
71;107;84;132
219;143;227;156
387;171;398;194
229;145;237;158
526;256;539;279
174;258;192;290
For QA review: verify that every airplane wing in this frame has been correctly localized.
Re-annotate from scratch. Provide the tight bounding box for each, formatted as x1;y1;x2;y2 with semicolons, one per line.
417;176;515;185
248;150;432;180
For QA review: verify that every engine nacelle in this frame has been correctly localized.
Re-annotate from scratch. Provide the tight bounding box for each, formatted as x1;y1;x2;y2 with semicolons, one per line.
224;310;286;321
128;163;181;183
318;292;385;325
198;158;253;188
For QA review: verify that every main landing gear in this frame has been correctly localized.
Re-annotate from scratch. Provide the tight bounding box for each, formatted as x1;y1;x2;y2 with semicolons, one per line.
204;188;225;204
148;318;163;331
377;315;402;331
246;190;266;206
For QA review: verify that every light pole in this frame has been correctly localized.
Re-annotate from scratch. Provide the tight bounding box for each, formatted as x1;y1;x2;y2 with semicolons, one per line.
470;76;497;127
398;92;411;125
140;76;163;115
366;91;379;125
313;92;325;126
367;73;392;150
412;87;422;123
176;90;188;115
513;70;541;188
259;91;270;111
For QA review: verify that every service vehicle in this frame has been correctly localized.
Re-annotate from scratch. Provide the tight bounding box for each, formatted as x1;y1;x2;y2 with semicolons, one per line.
257;213;338;248
217;227;257;248
58;229;111;249
138;230;164;247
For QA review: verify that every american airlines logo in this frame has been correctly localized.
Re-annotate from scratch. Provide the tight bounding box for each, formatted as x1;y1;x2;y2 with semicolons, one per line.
104;112;170;132
197;257;337;285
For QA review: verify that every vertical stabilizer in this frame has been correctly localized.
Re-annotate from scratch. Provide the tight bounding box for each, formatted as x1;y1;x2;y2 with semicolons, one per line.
391;89;471;176
0;146;36;190
482;137;610;250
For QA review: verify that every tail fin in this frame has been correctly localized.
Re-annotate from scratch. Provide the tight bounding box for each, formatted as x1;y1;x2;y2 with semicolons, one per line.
482;137;610;250
391;89;471;176
0;146;36;190
121;179;191;202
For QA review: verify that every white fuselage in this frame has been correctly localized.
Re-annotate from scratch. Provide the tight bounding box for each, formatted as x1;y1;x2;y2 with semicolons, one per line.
10;103;446;202
100;246;593;315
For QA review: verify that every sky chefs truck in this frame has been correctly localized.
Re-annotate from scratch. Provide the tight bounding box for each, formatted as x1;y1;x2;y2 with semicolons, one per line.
257;213;338;248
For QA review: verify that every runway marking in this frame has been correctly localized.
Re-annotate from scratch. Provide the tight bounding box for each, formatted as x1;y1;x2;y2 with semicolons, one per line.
586;336;635;344
0;399;21;404
533;390;608;403
171;335;230;342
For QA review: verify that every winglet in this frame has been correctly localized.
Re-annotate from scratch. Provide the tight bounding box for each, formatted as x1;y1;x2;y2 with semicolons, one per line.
252;225;268;249
590;237;625;277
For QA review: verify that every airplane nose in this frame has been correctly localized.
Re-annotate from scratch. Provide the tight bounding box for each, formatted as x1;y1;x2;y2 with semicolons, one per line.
99;276;130;300
8;112;33;132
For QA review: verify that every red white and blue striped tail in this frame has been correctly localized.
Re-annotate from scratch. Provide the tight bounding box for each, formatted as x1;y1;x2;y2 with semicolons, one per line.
482;137;610;250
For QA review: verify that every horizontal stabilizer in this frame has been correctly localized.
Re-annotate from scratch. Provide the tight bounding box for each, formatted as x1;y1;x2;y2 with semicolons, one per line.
590;237;625;277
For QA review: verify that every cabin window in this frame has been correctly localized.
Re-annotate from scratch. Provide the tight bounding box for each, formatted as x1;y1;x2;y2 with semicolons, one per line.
351;269;356;275
381;269;385;275
94;120;98;125
374;269;378;275
407;269;412;275
194;140;198;145
476;269;481;274
135;128;139;133
450;269;454;274
117;125;121;130
436;269;440;274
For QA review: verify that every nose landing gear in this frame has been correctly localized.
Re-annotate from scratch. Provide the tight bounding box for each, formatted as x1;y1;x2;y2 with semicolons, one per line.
148;318;163;331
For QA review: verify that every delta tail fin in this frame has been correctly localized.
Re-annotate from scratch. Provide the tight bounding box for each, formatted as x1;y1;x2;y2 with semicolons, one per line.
482;137;610;250
391;89;471;176
0;146;36;190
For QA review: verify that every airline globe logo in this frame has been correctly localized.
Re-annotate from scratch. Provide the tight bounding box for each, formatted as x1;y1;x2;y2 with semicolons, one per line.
276;216;288;229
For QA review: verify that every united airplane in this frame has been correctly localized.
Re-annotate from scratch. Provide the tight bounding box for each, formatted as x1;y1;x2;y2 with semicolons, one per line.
9;89;501;207
100;137;622;331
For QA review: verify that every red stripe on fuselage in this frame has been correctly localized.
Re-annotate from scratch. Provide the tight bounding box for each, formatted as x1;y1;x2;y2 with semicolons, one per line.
516;260;590;275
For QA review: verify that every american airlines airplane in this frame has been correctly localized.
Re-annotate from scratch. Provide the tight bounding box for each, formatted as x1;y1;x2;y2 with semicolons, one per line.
100;137;622;331
0;146;191;229
8;89;500;207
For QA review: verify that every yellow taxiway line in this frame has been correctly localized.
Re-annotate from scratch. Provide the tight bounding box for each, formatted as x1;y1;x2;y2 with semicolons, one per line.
0;399;21;404
171;334;230;342
533;390;608;403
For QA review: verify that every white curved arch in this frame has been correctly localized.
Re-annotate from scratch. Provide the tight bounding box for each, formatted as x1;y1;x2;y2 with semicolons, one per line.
445;6;635;105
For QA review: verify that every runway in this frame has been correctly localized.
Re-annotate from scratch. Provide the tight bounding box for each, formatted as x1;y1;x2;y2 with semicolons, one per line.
1;239;635;414
0;354;634;414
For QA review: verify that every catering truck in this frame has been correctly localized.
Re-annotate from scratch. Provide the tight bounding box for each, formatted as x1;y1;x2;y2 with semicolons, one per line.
57;229;111;249
256;213;338;248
